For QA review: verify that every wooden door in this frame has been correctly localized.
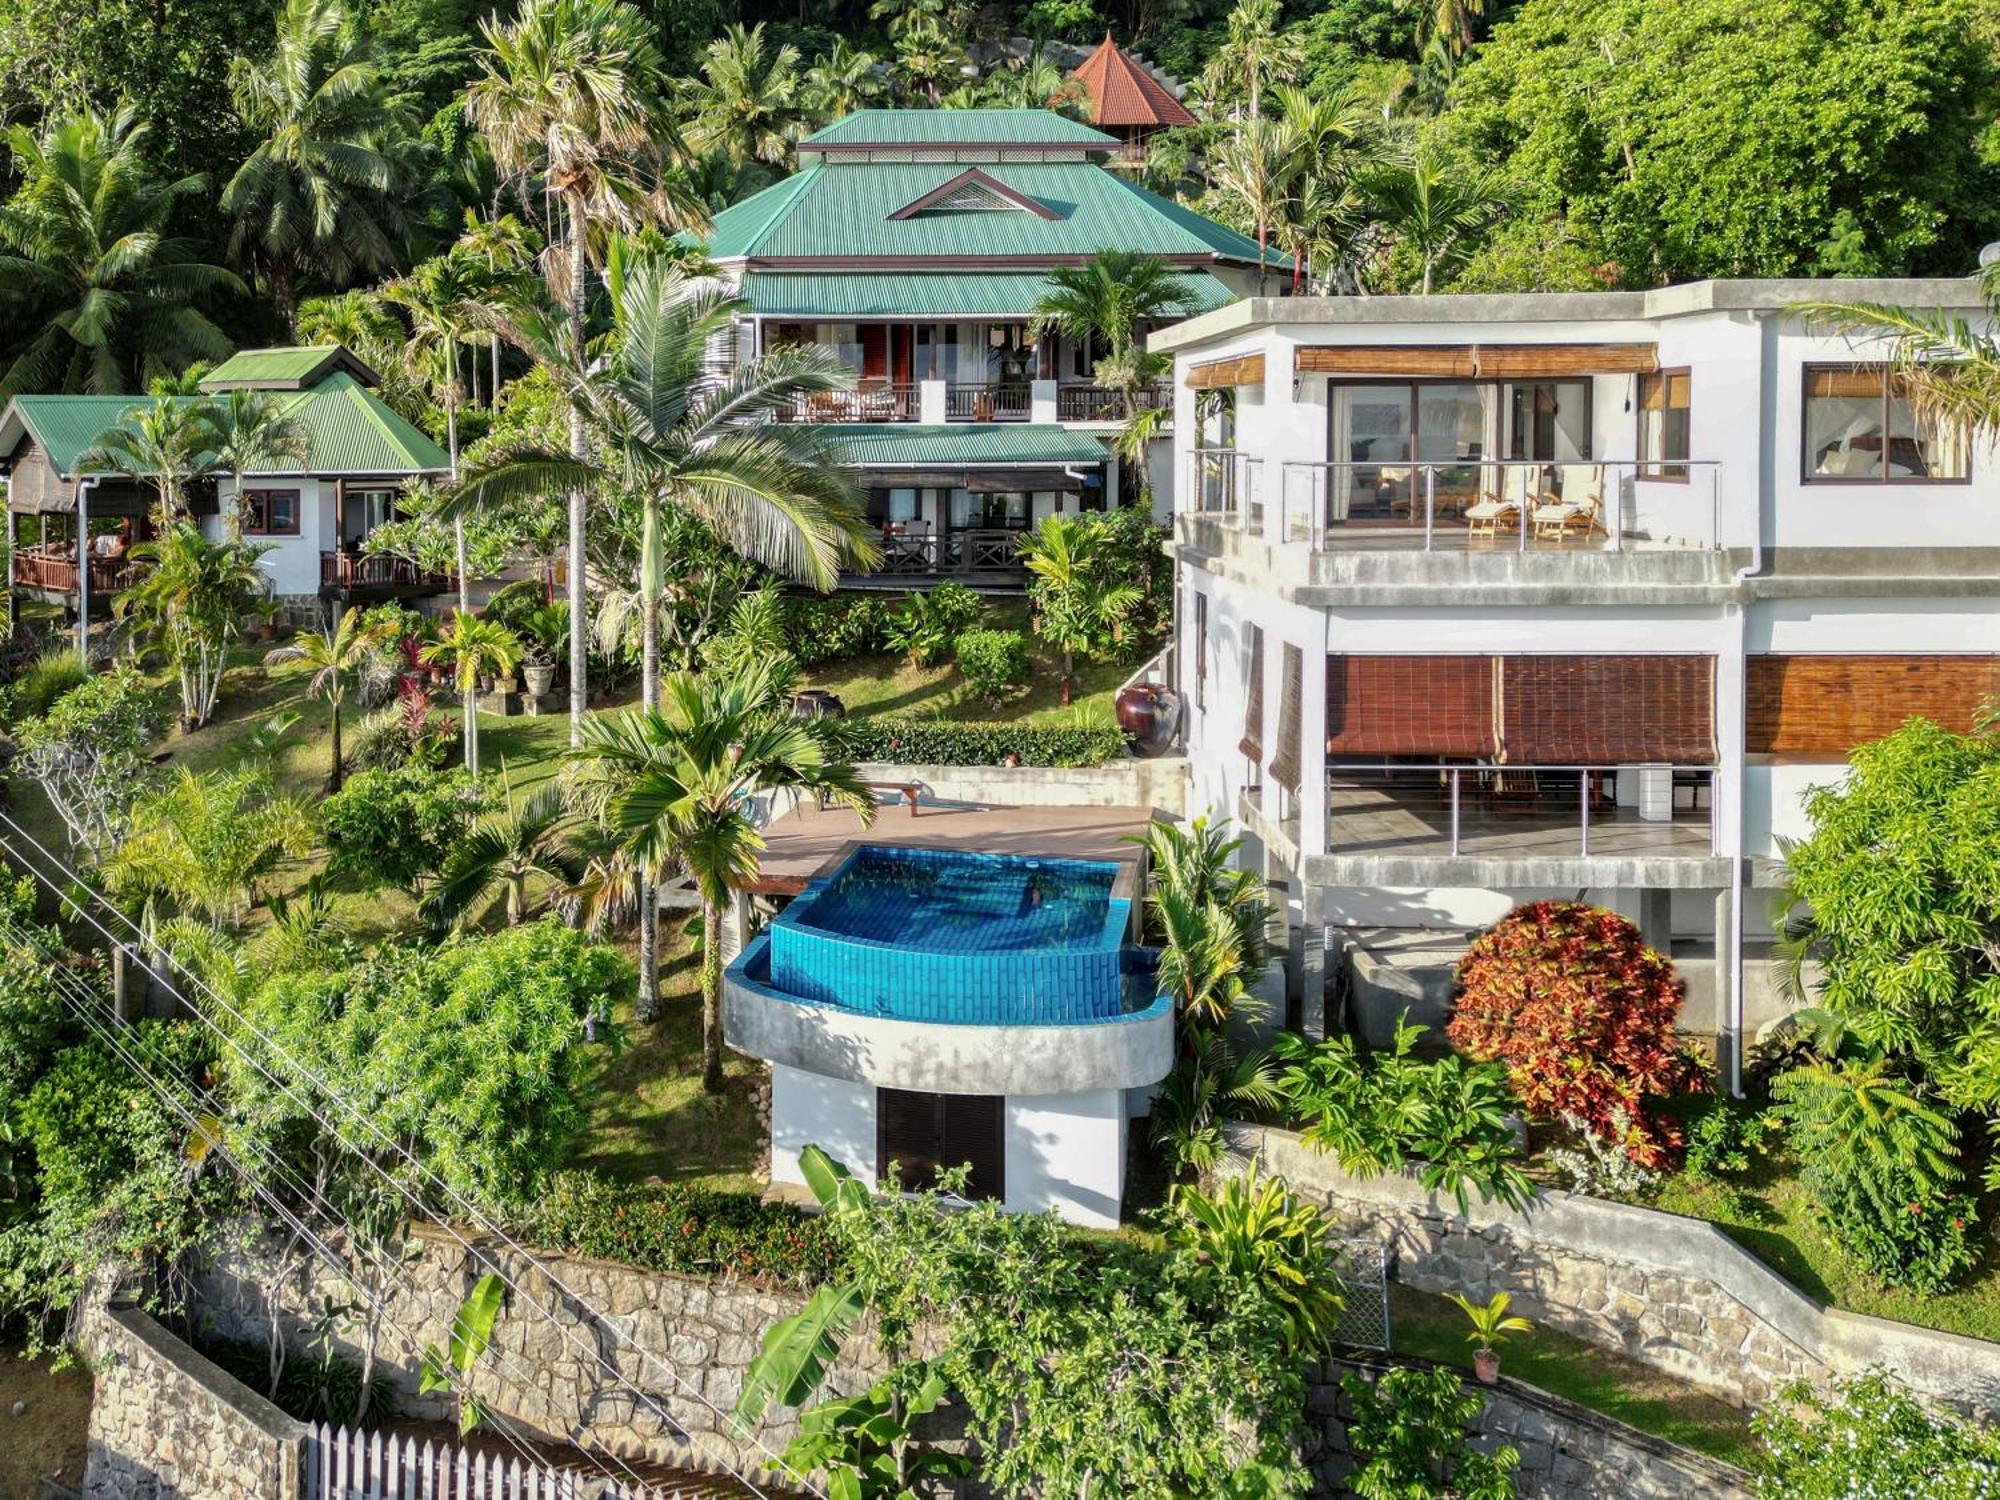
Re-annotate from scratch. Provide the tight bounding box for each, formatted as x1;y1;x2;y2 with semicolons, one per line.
877;1089;1004;1200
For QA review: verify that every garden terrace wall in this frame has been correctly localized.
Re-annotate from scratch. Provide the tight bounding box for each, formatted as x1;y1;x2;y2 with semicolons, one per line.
191;1222;905;1486
855;755;1188;816
1224;1122;2000;1416
83;1298;310;1500
1307;1355;1752;1500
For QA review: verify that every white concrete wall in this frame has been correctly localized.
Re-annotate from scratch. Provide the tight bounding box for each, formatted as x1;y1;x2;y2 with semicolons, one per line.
769;1063;875;1190
201;476;327;597
1004;1088;1126;1230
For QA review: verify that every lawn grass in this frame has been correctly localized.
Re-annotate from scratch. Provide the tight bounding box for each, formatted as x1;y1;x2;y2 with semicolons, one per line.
1387;1284;1761;1470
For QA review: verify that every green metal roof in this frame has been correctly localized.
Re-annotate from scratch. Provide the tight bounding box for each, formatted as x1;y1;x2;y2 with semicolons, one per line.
4;372;449;478
820;424;1110;467
200;345;383;390
800;109;1118;149
705;160;1262;266
740;269;1234;318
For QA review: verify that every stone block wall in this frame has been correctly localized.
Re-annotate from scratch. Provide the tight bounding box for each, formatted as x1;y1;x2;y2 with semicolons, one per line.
192;1224;895;1486
83;1300;308;1500
1225;1122;2000;1416
1307;1356;1753;1500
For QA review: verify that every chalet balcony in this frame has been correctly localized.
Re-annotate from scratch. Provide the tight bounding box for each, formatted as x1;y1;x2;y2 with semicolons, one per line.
945;383;1032;423
775;382;918;424
12;544;145;601
1055;382;1169;423
858;527;1026;584
320;550;450;598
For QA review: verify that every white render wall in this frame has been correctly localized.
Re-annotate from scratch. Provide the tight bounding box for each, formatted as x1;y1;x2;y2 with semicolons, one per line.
199;476;327;598
770;1063;876;1190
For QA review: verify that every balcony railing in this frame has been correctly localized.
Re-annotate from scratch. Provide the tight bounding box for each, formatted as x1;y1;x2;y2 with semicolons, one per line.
12;545;145;596
1326;763;1717;860
1056;382;1169;423
776;383;918;424
1191;454;1723;552
945;383;1031;423
321;551;450;592
869;528;1025;578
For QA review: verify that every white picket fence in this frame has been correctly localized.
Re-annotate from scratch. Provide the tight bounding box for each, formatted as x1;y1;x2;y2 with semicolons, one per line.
304;1422;710;1500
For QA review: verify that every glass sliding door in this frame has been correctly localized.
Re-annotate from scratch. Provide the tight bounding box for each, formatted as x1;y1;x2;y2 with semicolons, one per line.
1416;384;1497;515
1331;384;1413;521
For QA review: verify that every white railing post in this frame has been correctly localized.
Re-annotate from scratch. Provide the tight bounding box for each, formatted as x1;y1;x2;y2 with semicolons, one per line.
1449;768;1461;855
1519;469;1531;554
1580;769;1591;857
1423;467;1436;552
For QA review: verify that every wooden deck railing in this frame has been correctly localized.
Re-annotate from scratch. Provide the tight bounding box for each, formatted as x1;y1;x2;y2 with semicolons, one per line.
871;527;1026;578
1056;382;1169;422
945;383;1032;422
320;551;450;591
777;383;918;423
12;547;145;595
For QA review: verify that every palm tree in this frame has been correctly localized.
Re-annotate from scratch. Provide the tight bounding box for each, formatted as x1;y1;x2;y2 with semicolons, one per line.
446;250;875;1010
380;249;486;607
76;396;220;527
263;605;394;789
422;782;583;929
466;0;687;747
803;40;882;121
222;0;418;336
575;658;872;1085
1018;514;1142;704
116;525;274;729
1032;250;1199;419
1364;144;1509;295
104;764;315;929
420;608;522;776
684;24;809;169
454;211;541;402
1403;0;1486;59
1267;82;1378;294
1795;265;2000;438
1210;116;1293;296
0;107;240;397
1202;0;1288;121
208;390;312;541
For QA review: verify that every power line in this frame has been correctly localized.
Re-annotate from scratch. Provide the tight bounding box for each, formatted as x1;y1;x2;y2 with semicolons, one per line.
0;815;807;1499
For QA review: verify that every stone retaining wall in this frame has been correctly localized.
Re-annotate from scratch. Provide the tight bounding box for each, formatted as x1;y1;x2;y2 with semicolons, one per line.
1308;1356;1753;1500
1226;1121;2000;1415
855;756;1187;816
83;1300;308;1500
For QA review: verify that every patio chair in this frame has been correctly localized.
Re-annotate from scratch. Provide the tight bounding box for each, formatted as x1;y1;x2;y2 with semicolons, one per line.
1487;767;1542;814
1531;464;1607;541
1465;465;1532;540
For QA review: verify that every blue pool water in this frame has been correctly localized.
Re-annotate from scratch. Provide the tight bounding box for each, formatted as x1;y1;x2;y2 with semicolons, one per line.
760;844;1148;1025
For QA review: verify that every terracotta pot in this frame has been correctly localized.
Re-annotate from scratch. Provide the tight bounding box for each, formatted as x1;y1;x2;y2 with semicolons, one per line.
1473;1349;1501;1385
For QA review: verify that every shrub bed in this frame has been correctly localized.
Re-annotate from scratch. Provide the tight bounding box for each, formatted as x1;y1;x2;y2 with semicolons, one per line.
955;629;1029;704
524;1171;839;1288
831;718;1127;768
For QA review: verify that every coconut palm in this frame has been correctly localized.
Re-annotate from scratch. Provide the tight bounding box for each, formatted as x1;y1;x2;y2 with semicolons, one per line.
1032;250;1199;419
263;605;395;789
420;609;522;776
466;0;689;747
1795;265;2000;439
446;249;874;1011
116;525;274;729
76;396;221;527
0;107;240;398
684;24;809;169
575;657;872;1085
1202;0;1289;121
208;389;312;542
422;782;584;929
803;40;882;121
380;249;487;607
1364;144;1510;295
222;0;418;336
454;211;542;402
1018;514;1142;704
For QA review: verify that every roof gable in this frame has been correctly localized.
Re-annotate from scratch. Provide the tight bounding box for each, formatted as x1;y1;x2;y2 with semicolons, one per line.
201;344;383;392
1070;36;1197;130
888;168;1059;221
800;109;1118;153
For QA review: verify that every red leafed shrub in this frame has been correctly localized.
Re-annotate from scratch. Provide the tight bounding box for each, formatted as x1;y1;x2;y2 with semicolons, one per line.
1448;901;1697;1167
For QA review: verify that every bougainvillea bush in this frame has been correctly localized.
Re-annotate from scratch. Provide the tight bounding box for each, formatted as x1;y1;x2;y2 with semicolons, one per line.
1448;901;1698;1167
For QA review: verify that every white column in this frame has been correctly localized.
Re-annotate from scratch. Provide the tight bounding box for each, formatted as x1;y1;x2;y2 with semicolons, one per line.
919;379;948;425
1030;378;1058;424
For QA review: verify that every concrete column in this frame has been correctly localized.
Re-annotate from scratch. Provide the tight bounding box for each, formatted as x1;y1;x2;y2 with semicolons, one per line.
1299;882;1329;1041
1637;888;1673;955
918;379;948;424
1712;886;1738;1070
1029;378;1058;424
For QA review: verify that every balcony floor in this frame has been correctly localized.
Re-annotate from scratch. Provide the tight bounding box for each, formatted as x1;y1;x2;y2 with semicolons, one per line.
1252;522;1708;555
1329;780;1714;860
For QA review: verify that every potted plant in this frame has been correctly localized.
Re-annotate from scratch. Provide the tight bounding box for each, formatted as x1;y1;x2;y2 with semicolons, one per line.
1450;1292;1532;1384
518;604;567;699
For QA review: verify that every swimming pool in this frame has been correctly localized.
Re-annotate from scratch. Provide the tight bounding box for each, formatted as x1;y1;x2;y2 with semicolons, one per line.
762;844;1146;1025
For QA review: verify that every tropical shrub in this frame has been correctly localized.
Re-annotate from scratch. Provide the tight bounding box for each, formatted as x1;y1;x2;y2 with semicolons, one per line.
1449;901;1697;1167
1088;504;1172;647
782;592;896;666
1019;515;1141;702
1752;1372;2000;1500
1;646;86;726
0;878;78;1105
1150;1029;1280;1182
1340;1364;1519;1500
782;1365;973;1500
1137;816;1269;959
115;523;272;728
104;765;315;927
883;582;983;667
1682;1098;1781;1186
954;628;1028;704
525;1171;839;1288
1273;1019;1535;1212
350;680;455;769
1165;1169;1347;1355
13;667;160;855
322;762;488;894
702;587;798;684
1772;1058;1978;1292
829;718;1126;767
195;1332;398;1428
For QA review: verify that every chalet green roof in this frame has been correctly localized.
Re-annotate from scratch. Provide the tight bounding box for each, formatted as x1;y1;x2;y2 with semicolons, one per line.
705;160;1262;266
740;269;1234;318
799;109;1118;149
820;424;1110;467
200;345;383;391
1;371;449;478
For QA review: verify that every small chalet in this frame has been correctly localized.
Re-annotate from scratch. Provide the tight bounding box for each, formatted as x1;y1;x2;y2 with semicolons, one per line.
1068;35;1197;163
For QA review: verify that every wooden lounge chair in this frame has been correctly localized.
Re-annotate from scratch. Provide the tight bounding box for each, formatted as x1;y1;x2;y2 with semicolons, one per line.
1465;465;1532;540
1531;464;1607;541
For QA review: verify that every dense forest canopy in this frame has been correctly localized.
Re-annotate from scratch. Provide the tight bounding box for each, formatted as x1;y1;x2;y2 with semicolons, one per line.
0;0;1994;399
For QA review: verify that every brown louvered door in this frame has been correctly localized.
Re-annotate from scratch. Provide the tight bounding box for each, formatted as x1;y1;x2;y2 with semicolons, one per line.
877;1089;1004;1202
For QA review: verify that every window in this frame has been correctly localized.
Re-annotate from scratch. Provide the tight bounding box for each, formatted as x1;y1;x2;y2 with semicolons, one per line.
1638;370;1691;481
1803;365;1970;483
866;487;920;527
1194;591;1208;710
949;489;1030;529
243;488;300;536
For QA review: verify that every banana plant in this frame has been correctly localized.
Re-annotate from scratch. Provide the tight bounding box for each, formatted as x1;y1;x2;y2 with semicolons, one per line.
780;1362;972;1500
419;1272;505;1433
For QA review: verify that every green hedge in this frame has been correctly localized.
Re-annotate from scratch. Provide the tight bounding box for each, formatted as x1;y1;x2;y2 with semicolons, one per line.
524;1171;839;1287
833;717;1128;768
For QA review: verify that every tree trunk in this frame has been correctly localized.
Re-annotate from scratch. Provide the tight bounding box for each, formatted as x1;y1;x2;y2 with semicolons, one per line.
635;545;662;1022
1060;647;1075;706
701;899;724;1094
329;701;344;792
565;202;590;748
464;684;479;775
228;468;246;543
449;403;470;614
271;259;299;341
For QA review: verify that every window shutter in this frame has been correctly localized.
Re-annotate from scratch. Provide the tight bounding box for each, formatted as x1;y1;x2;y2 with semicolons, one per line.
1748;654;2000;755
940;1095;1006;1203
1239;624;1265;762
1268;643;1304;792
1325;655;1499;757
1805;367;1885;399
1499;655;1715;764
877;1089;946;1194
